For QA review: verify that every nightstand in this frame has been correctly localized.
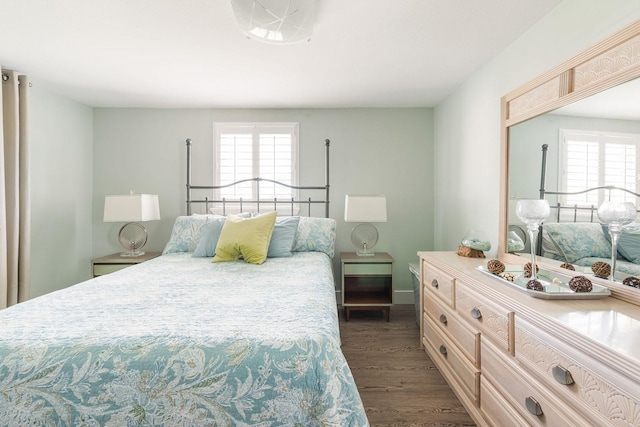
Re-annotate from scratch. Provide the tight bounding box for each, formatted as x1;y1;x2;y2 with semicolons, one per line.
341;252;393;321
91;252;161;277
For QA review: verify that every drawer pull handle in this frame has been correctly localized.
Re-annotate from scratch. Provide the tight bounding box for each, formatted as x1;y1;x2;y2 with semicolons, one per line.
470;307;482;319
525;396;543;416
439;314;448;325
431;279;439;289
552;365;575;385
439;345;447;356
524;396;542;417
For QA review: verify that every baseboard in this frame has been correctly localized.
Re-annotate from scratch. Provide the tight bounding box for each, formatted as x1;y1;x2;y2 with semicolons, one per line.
393;290;415;304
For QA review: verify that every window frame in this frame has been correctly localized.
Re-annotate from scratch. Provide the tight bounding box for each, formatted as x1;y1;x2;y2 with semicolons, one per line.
559;128;640;208
212;122;300;214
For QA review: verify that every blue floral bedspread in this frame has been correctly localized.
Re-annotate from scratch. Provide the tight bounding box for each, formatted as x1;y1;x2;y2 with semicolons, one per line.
0;253;368;426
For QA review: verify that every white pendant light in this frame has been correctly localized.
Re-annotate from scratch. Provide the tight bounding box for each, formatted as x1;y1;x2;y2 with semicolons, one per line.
230;0;316;44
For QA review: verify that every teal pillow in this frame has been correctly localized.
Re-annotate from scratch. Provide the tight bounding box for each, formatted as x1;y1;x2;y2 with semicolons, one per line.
603;223;640;263
163;216;211;254
267;216;300;258
543;222;611;263
292;217;337;258
193;218;225;257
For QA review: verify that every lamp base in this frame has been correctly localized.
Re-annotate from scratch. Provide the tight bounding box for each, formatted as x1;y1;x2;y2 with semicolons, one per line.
356;250;376;257
120;251;145;258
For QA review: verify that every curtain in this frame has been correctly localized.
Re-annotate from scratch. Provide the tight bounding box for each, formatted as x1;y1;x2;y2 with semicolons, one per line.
0;68;30;309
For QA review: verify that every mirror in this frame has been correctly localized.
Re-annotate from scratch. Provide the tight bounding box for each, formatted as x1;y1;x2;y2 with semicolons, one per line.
499;19;640;305
508;78;640;217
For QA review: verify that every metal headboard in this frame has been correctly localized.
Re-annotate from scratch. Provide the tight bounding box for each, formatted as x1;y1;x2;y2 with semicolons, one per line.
185;138;330;217
537;143;640;254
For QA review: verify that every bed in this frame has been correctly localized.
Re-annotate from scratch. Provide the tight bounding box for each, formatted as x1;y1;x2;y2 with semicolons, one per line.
0;139;369;426
532;144;640;277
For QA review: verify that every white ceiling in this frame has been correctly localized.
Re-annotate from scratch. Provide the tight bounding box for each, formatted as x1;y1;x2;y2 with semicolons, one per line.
0;0;562;109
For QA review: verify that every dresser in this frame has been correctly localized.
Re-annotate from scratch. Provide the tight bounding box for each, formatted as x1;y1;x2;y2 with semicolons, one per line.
419;251;640;426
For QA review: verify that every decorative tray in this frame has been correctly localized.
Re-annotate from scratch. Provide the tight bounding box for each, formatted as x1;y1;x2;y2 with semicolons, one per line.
476;264;611;300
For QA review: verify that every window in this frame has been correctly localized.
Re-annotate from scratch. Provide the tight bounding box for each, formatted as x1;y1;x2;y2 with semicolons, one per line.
559;129;640;206
213;123;299;212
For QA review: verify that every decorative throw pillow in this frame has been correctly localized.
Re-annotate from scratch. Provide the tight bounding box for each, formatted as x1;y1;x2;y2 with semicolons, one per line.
267;216;300;258
213;211;277;264
163;215;211;254
192;218;225;257
543;222;611;263
292;217;337;258
603;223;640;263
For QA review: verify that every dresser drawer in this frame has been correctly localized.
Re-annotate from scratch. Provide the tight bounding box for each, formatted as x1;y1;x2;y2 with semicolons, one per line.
455;280;513;353
423;315;480;405
424;296;480;367
422;262;454;306
483;339;590;426
481;375;528;427
515;318;640;426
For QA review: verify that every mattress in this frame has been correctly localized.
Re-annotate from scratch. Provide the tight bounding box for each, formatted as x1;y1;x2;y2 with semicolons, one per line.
0;252;368;426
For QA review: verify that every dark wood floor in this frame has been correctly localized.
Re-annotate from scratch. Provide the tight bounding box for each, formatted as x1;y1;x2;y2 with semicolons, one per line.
339;305;476;427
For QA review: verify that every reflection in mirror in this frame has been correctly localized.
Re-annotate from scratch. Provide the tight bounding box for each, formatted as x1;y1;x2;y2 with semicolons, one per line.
507;78;640;285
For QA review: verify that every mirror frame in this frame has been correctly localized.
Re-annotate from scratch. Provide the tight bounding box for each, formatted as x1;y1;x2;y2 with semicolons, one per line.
499;18;640;305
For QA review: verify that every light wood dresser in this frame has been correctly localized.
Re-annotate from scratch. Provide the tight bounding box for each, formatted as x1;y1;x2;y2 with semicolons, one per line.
419;251;640;426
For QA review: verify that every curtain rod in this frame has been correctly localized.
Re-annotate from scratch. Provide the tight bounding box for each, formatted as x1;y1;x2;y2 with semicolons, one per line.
1;73;32;86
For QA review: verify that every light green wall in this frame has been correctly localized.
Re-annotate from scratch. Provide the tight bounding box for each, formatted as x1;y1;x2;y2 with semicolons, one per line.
29;82;94;298
434;0;640;257
27;0;640;302
509;114;640;200
92;108;434;301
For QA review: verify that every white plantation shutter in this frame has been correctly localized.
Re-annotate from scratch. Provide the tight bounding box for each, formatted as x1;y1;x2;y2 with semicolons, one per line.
560;129;640;206
214;123;299;204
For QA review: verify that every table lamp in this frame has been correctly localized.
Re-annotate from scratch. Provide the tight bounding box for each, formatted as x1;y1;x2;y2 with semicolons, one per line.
344;194;387;256
104;193;160;257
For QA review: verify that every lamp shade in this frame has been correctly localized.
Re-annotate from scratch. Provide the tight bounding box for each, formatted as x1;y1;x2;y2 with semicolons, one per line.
103;194;160;222
344;195;387;223
230;0;316;44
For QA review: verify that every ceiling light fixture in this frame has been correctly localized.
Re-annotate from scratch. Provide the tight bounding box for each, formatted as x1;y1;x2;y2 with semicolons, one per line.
230;0;316;44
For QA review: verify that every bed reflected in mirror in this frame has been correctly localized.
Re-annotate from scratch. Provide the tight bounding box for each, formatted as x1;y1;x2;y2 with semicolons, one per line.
506;78;640;286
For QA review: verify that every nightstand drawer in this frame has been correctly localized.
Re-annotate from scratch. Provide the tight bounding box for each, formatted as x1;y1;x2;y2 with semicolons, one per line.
93;263;131;276
91;252;161;277
343;263;392;276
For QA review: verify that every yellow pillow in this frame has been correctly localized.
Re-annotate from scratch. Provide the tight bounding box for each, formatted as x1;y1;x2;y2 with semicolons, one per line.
212;211;277;264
